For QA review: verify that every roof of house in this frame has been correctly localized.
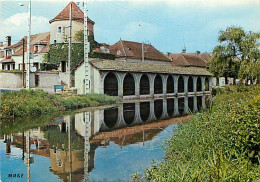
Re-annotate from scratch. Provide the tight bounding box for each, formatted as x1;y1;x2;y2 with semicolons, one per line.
0;58;15;63
109;40;170;62
0;51;4;58
89;59;212;76
49;1;94;24
6;32;50;56
166;53;207;67
198;53;212;62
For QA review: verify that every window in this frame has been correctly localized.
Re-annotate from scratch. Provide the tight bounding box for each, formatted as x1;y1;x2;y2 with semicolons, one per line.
58;26;62;33
34;45;38;53
54;40;57;44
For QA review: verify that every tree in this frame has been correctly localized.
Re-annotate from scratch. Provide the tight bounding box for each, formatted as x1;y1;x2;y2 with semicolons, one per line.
208;26;260;83
47;31;114;70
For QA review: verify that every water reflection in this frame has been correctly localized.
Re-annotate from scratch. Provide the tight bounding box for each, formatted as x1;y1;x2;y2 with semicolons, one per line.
0;95;209;181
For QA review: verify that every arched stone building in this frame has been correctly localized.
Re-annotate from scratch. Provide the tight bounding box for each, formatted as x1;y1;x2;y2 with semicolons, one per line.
75;57;212;99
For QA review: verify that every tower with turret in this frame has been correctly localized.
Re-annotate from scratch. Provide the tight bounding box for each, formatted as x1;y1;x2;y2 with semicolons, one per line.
49;2;95;45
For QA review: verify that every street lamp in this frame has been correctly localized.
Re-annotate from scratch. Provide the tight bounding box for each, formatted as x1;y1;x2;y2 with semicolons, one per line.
26;0;31;89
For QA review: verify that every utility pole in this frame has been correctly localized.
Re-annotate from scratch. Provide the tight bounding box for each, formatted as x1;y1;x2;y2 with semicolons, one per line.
84;111;90;181
68;3;72;89
68;116;72;182
26;0;31;89
22;38;25;87
84;1;90;94
142;41;144;62
26;131;30;182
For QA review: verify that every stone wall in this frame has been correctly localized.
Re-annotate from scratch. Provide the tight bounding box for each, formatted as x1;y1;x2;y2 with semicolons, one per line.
0;71;60;88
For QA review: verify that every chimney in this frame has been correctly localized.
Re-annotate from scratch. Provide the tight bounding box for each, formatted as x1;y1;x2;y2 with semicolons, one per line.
6;36;11;47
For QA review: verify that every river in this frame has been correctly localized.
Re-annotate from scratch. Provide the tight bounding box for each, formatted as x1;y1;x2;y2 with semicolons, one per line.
0;95;209;181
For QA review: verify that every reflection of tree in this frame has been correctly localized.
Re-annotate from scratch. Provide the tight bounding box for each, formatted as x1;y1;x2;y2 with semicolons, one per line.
44;126;84;151
1;113;62;136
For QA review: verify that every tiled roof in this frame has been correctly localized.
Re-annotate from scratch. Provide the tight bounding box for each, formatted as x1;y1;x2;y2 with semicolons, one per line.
0;51;4;58
49;2;94;24
0;58;15;63
89;59;212;76
6;42;23;49
9;32;50;56
166;53;207;67
198;53;212;62
109;40;170;62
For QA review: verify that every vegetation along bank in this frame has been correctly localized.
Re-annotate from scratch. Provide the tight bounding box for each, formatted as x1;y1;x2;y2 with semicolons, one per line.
0;89;120;119
133;85;260;181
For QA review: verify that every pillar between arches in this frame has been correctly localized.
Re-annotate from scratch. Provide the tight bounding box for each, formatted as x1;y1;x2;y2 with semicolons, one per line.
209;77;213;92
100;71;108;95
161;75;167;95
184;97;189;114
174;97;179;116
117;72;126;97
149;74;156;97
183;76;189;93
162;99;168;118
192;76;198;93
149;100;156;121
173;75;179;94
202;95;206;109
194;96;198;112
133;73;141;96
134;101;142;123
201;76;206;92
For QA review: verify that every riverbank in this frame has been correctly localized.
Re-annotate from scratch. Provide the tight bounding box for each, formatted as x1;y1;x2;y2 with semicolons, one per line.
0;89;120;119
134;85;260;181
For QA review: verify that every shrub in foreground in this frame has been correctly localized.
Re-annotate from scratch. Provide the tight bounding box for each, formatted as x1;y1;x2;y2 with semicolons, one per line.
134;85;260;181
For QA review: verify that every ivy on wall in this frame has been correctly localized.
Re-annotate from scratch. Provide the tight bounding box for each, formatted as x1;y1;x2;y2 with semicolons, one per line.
45;31;115;70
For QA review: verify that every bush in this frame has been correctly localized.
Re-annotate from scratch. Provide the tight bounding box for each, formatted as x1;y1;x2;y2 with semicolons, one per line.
137;85;260;181
1;89;120;119
212;87;225;96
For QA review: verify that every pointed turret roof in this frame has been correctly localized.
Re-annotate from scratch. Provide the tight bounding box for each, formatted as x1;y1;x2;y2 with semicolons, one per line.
49;1;94;24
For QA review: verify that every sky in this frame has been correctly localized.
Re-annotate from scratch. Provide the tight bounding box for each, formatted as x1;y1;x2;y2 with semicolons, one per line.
0;0;260;54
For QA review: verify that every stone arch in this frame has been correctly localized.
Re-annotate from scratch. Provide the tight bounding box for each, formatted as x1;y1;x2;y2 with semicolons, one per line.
123;73;135;96
197;96;202;111
140;102;150;122
154;75;163;94
167;75;174;93
104;72;118;96
123;103;135;125
205;77;209;91
178;76;184;93
188;97;194;113
178;97;185;115
154;99;163;119
167;98;174;117
140;74;150;95
197;77;202;91
188;76;193;92
104;107;118;129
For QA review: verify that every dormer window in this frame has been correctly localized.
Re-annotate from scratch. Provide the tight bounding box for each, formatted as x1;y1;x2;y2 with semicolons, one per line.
117;50;122;56
34;45;39;53
5;49;12;59
58;27;62;33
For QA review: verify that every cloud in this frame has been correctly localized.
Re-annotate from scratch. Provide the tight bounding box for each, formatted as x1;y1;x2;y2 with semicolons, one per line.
0;13;49;42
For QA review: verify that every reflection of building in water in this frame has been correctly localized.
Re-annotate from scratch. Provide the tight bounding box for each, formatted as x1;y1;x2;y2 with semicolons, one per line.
2;97;208;181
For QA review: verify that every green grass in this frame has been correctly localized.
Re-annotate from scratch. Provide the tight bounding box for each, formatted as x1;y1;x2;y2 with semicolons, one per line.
133;85;260;181
0;89;120;119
